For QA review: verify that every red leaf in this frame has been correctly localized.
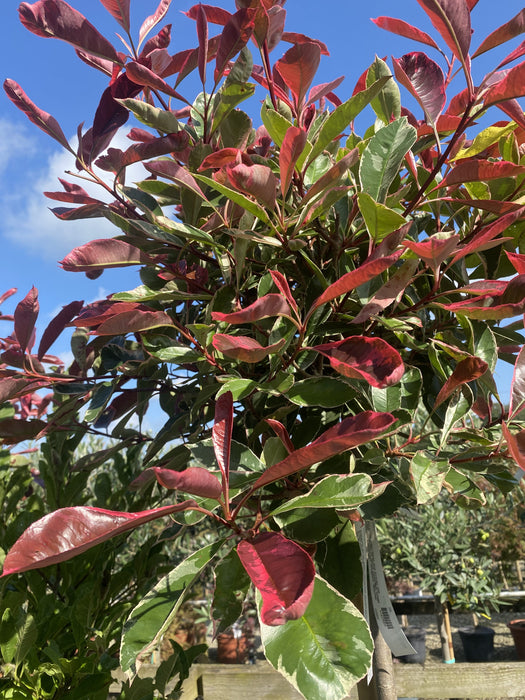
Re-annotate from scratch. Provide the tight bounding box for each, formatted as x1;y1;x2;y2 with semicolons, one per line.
507;251;525;273
265;418;294;454
213;391;233;488
99;0;130;32
502;422;525;474
438;274;525;320
184;4;232;25
96;132;189;173
351;259;419;325
0;288;17;307
310;250;403;312
270;270;299;315
281;32;329;56
140;24;172;59
275;42;321;108
131;466;222;499
44;178;101;204
139;0;171;47
404;233;460;273
38;300;84;360
0;377;47;405
212;294;292;324
18;0;121;63
473;9;525;58
509;345;525;419
0;418;47;444
14;287;39;354
279;126;307;197
237;532;315;625
392;52;446;124
438;160;525;188
145;160;206;199
199;148;242;170
312;336;405;388
4;80;69;150
306;76;345;107
495;99;525;130
50;204;108;221
371;16;440;51
252;412;396;489
94;309;174;335
496;40;525;71
450;207;525;265
301;149;359;205
196;4;209;85
212;334;285;363
482;63;525;106
215;8;255;81
60;239;153;272
434;356;488;407
1;503;196;576
126;61;187;103
416;0;471;63
226;163;278;210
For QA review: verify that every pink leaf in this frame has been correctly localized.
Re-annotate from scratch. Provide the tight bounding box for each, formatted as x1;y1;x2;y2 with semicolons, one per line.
184;4;232;25
199;148;242;170
351;259;419;325
99;0;130;32
275;42;321;108
279;126;307;197
237;532;315;625
1;503;196;576
196;3;209;85
60;239;154;272
306;76;345;107
212;334;285;363
312;336;405;388
281;32;329;56
37;300;84;360
392;52;446;124
213;391;233;489
404;233;460;274
44;178;100;204
14;287;39;354
416;0;471;63
145;160;206;199
371;16;441;51
310;251;403;312
450;207;525;265
212;294;292;324
96;132;189;173
434;356;488;407
472;9;525;58
94;309;174;336
226;163;278;210
482;63;525;106
437;160;525;188
215;8;255;81
18;0;121;63
252;412;396;489
131;466;222;499
4;80;69;150
301;149;359;205
139;0;171;47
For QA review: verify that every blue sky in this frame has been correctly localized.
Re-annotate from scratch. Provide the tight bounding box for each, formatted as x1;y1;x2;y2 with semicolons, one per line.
1;0;524;396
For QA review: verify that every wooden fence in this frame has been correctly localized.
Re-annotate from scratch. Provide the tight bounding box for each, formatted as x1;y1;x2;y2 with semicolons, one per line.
110;660;525;699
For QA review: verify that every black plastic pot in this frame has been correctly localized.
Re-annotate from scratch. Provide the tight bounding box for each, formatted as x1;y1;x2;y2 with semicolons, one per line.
458;625;495;662
396;626;427;664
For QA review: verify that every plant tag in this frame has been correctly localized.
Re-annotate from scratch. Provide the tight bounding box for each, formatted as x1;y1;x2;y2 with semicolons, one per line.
355;520;373;683
365;521;416;657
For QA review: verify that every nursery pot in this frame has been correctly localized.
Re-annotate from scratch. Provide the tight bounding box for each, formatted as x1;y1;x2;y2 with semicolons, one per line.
508;619;525;661
395;627;426;664
216;633;247;664
458;625;495;662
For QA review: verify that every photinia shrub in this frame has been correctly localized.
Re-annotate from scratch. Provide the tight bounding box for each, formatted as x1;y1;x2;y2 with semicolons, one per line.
2;1;525;697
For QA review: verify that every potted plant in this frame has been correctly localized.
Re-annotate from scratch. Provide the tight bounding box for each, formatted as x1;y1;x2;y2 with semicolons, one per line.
508;619;525;660
2;1;525;699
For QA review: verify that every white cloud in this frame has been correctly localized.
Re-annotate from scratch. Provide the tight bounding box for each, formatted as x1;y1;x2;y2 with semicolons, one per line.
0;119;36;177
1;129;150;261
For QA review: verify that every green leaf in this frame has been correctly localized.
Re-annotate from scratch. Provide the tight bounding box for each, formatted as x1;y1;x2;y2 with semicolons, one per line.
219;109;253;148
0;599;37;665
371;383;402;414
118;98;181;133
366;57;401;124
261;104;312;171
120;541;224;672
359;117;417;203
188;438;265;473
194;173;270;223
270;474;383;516
357;192;407;242
439;386;473;448
260;576;373;700
307;76;391;164
452;123;516;160
316;521;362;600
212;549;251;633
145;342;203;364
211;81;256;134
217;377;258;400
410;452;449;505
275;507;341;543
287;376;356;407
118;185;164;217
